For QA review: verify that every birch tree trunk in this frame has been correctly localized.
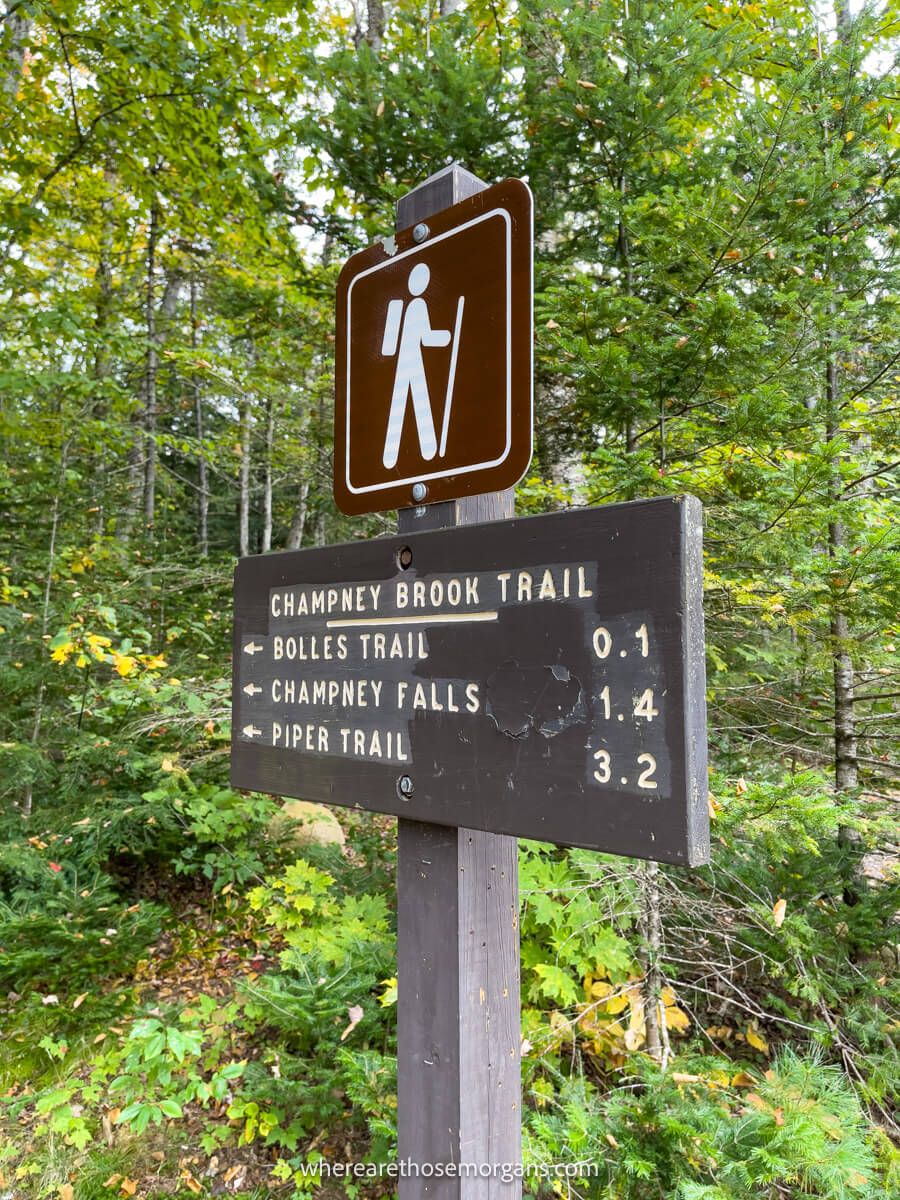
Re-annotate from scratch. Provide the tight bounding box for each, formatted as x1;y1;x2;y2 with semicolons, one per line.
2;2;30;100
190;276;209;557
89;167;116;537
262;394;275;553
639;860;666;1065
142;199;160;531
23;437;70;817
285;478;310;550
238;397;252;557
366;0;384;50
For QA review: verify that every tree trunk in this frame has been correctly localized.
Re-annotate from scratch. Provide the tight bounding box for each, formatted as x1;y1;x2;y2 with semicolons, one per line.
826;335;861;903
23;436;69;817
89;166;116;537
313;506;326;548
2;3;31;100
639;859;666;1066
238;397;251;557
285;478;310;550
190;276;209;557
143;198;160;531
261;394;275;553
366;0;385;51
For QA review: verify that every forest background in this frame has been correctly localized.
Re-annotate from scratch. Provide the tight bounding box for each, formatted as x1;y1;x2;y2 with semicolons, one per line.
0;1;898;1197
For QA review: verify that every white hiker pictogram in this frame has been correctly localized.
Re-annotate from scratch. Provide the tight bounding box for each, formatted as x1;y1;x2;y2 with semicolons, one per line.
381;262;465;470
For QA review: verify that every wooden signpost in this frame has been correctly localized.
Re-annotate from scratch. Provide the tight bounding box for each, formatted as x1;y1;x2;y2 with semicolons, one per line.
232;165;709;1197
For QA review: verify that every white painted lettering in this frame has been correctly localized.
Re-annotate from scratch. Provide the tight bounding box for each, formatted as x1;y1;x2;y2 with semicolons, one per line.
538;569;556;600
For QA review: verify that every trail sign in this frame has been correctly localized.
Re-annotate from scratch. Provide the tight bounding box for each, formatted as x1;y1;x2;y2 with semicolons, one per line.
333;178;533;515
231;496;709;866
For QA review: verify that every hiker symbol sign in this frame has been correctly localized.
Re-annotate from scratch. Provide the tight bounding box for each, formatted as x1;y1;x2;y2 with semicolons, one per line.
334;177;533;515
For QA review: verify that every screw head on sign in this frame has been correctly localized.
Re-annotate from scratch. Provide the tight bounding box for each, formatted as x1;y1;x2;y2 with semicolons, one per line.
398;774;414;798
411;482;427;502
412;223;429;243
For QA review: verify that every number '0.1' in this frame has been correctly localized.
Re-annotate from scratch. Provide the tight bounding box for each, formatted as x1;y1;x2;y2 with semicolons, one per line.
592;750;658;790
592;623;651;660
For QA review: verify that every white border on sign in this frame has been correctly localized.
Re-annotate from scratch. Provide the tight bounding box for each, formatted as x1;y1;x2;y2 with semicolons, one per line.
344;206;514;495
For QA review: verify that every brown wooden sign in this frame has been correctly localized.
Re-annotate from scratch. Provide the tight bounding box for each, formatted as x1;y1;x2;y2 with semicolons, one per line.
333;178;533;516
231;496;709;866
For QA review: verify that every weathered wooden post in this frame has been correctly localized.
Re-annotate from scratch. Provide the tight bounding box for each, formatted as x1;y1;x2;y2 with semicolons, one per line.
393;165;521;1198
231;165;709;1197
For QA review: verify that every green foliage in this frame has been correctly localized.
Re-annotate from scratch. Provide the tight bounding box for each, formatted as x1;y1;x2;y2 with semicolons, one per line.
0;0;897;1195
525;1051;883;1199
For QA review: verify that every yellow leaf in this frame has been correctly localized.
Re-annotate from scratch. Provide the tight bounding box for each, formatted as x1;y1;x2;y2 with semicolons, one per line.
161;758;175;772
72;992;88;1009
113;653;137;677
772;898;787;928
59;1186;74;1200
672;1072;700;1083
181;1174;202;1195
120;1179;138;1197
665;1004;691;1032
624;1026;644;1051
576;79;597;89
51;642;74;665
844;130;855;142
102;1176;122;1189
731;1071;756;1087
605;1132;619;1148
375;99;385;116
87;634;112;658
745;1026;769;1054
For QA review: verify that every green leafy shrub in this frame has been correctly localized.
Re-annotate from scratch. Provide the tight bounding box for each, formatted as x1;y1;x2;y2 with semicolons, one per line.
525;1051;882;1199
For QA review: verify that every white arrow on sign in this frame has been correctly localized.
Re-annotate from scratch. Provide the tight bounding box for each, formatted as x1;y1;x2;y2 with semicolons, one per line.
242;724;262;739
243;641;264;655
243;683;263;696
